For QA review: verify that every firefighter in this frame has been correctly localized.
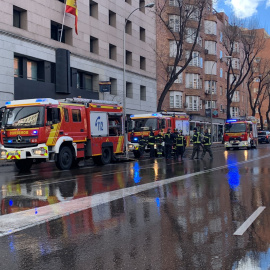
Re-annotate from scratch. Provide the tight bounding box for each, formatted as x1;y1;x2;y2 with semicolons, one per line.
190;127;201;160
172;128;178;158
201;129;213;159
148;128;155;158
175;130;186;161
155;130;164;157
139;134;146;156
164;128;173;159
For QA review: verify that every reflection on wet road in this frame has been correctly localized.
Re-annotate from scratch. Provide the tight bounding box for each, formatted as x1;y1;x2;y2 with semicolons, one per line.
1;146;270;269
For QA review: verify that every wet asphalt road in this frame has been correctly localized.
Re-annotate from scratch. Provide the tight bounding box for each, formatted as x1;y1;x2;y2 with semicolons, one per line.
1;145;270;269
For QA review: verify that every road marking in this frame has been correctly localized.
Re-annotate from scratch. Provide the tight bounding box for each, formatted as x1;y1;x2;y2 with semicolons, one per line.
234;206;266;236
0;153;270;237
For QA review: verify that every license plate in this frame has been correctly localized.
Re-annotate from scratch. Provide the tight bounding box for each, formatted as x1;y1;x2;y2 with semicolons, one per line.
6;151;21;159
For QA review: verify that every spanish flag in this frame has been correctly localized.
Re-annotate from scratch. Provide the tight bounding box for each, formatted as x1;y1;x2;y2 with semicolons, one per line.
65;0;78;34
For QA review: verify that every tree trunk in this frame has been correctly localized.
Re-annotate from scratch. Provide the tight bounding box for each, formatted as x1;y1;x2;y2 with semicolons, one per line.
226;98;231;119
259;107;264;130
157;81;173;112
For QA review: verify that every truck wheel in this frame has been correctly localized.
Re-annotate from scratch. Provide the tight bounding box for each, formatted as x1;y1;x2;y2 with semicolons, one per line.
56;146;73;170
15;159;33;172
100;147;112;165
133;150;141;158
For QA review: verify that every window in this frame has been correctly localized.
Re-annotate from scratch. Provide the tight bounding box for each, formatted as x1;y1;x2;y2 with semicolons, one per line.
109;10;116;27
77;72;83;89
220;104;223;112
185;74;201;89
126;51;132;66
204;20;217;35
85;74;93;91
139;0;145;13
140;56;146;70
229;74;239;84
140;85;146;101
220;32;223;42
110;78;117;95
232;58;240;69
186;96;200;111
220;86;223;95
186;51;200;67
233;42;239;53
205;41;216;55
125;20;132;35
13;6;26;29
72;109;82;122
204;81;216;94
232;91;240;102
126;82;132;98
14;57;23;78
204;61;216;75
220;68;223;78
186;5;199;21
169;0;181;6
51;21;71;44
220;51;223;59
169;15;180;32
27;60;44;81
140;27;145;41
168;66;183;83
205;101;216;109
255;58;261;63
90;36;99;54
109;44;117;60
64;108;69;122
230;107;239;117
89;0;98;19
170;91;183;108
169;40;178;57
186;28;197;43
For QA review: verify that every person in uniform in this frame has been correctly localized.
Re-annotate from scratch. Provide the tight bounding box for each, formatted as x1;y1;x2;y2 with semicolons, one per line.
155;130;164;157
175;130;187;161
190;127;201;160
164;128;173;159
172;128;178;158
139;134;146;156
148;129;155;158
201;129;213;159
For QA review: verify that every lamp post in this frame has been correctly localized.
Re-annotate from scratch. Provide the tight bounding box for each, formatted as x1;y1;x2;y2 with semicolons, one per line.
123;3;155;159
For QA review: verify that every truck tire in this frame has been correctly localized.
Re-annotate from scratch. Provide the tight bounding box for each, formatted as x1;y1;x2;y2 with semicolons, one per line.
56;146;73;170
15;159;33;172
100;147;112;165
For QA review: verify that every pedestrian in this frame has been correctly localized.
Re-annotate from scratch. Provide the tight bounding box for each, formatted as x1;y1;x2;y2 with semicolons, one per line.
139;134;146;156
164;128;173;159
175;130;186;161
148;128;155;158
190;127;201;160
155;130;164;157
201;129;213;159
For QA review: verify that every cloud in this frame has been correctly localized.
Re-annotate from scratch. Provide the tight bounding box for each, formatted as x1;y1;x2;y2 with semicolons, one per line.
224;0;262;18
266;0;270;7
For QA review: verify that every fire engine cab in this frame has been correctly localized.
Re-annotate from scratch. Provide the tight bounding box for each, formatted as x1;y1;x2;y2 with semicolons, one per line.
0;98;124;171
128;112;189;158
223;117;258;150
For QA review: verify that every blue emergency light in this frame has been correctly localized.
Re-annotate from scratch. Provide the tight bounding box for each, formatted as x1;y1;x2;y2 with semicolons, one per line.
152;113;158;116
130;115;135;118
133;137;138;141
32;130;38;135
226;119;237;123
5;101;11;105
36;98;47;102
8;140;12;143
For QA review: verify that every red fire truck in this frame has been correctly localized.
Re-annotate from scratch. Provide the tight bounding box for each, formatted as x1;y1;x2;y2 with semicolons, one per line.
223;117;258;150
128;112;190;158
0;98;124;171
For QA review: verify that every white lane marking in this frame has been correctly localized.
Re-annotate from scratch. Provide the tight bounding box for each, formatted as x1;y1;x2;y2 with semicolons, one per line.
0;153;270;237
234;207;266;236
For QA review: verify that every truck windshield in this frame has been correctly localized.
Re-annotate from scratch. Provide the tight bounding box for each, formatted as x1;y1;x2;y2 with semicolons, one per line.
2;106;45;128
130;118;158;132
225;123;246;133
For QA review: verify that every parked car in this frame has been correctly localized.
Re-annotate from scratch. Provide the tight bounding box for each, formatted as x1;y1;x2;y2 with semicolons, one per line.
258;131;270;144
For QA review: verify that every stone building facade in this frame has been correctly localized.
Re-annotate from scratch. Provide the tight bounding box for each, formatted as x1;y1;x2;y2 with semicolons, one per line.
0;0;157;115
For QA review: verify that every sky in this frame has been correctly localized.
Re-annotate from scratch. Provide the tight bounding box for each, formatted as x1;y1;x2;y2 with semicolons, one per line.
214;0;270;33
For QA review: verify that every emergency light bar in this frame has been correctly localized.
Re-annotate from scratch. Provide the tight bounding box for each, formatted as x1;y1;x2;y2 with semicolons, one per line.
5;98;59;106
226;119;237;122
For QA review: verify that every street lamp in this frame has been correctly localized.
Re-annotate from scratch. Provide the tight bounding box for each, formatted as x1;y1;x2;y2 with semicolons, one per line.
123;2;155;159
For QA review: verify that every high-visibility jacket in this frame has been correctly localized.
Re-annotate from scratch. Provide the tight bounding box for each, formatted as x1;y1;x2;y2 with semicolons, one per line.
155;134;163;145
192;132;201;144
148;132;155;145
164;132;173;145
139;137;146;147
175;135;186;146
202;133;211;146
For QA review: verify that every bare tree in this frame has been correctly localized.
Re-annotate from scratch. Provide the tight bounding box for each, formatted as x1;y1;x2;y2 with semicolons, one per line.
223;20;266;119
247;59;270;117
156;0;212;112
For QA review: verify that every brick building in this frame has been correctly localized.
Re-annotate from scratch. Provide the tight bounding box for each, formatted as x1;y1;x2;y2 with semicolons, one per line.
156;1;249;141
0;0;157;115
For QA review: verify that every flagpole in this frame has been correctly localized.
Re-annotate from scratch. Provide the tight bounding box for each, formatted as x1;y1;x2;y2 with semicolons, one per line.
60;0;67;43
